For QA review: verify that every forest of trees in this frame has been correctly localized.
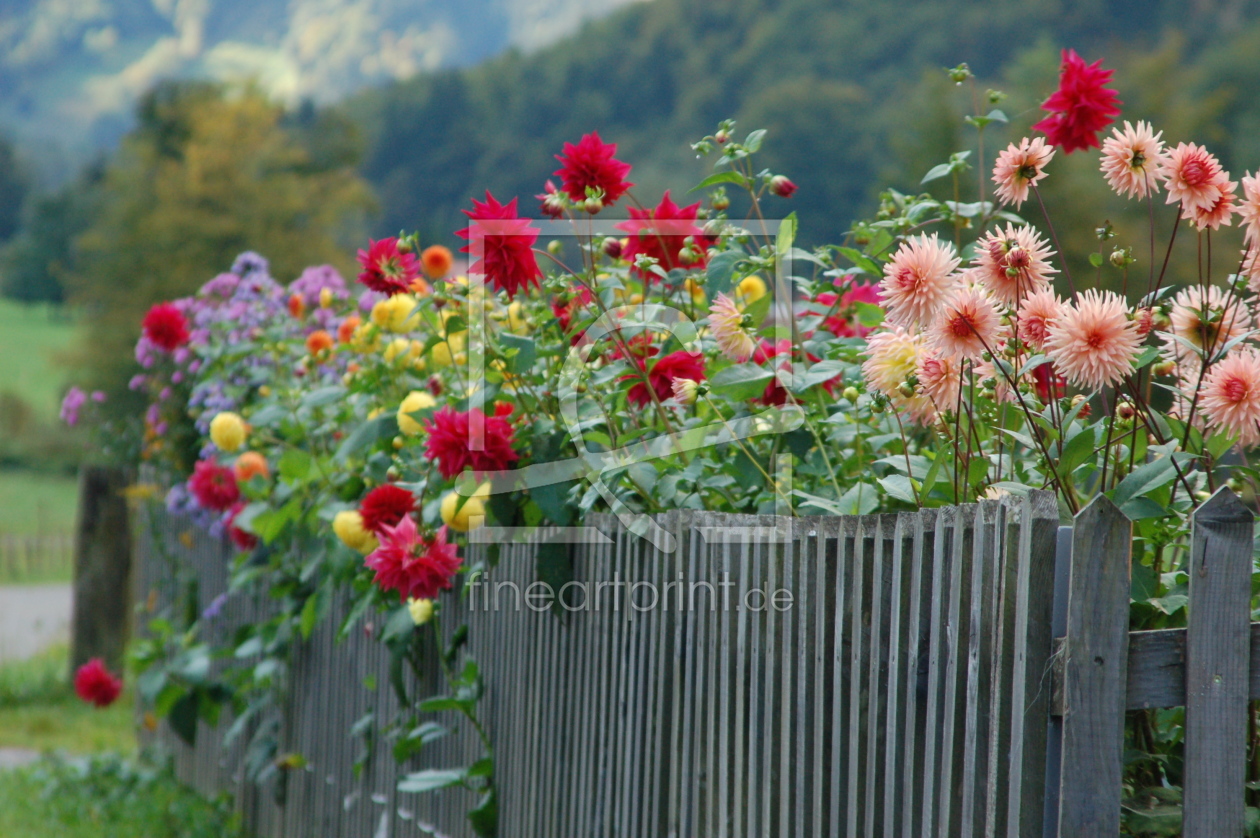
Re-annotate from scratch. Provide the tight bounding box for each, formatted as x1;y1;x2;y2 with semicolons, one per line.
5;0;1260;404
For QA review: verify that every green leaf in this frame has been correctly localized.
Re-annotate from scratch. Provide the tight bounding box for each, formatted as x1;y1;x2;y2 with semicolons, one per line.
300;386;347;409
879;474;918;504
336;414;399;462
278;449;313;483
836;482;879;515
500;332;536;374
690;171;748;192
796;359;847;391
382;605;417;645
709;364;775;401
1058;426;1098;475
835;247;882;277
703;250;744;296
169;691;199;747
775;212;797;259
1120;497;1168;520
536;539;574;614
921;162;954;184
1133;345;1160;369
248;404;287;427
299;588;326;640
397;769;467;794
744;128;766;152
1111;455;1186;508
418;696;471;714
468;788;499;837
1088;252;1105;268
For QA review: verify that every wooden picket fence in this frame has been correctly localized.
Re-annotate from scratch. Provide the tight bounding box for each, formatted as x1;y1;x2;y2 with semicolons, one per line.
135;488;1258;836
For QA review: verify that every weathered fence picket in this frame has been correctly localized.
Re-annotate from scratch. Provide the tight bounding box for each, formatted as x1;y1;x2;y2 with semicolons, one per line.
135;488;1260;837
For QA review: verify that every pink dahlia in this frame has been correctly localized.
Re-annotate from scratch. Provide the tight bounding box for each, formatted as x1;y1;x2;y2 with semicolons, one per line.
1044;289;1141;390
188;460;240;512
1031;49;1122;153
1162;143;1227;213
142;303;190;352
1238;173;1260;246
359;484;417;535
1167;284;1251;359
423;404;520;479
863;327;936;424
973;224;1057;305
879;233;961;329
1200;348;1260;447
916;352;962;412
365;517;463;602
993;137;1055;208
74;658;123;708
927;283;1002;360
615;191;713;280
1182;179;1237;231
708;293;756;362
553;132;633;206
457;192;543;299
1099;121;1167;199
627;350;706;408
1016;289;1064;351
357;238;420;296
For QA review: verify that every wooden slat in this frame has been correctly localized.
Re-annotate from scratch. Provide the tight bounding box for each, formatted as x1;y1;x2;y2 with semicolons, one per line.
1056;495;1131;837
1184;489;1253;837
937;504;975;836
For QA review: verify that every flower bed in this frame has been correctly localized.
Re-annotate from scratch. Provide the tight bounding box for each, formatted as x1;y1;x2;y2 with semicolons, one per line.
98;50;1260;833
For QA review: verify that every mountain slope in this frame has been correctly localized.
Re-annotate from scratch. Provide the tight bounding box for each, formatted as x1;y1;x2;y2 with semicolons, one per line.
0;0;641;182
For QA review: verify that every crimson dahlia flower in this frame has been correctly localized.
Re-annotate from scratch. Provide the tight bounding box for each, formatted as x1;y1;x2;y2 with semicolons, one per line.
188;460;240;512
457;192;543;299
1032;49;1121;153
423;404;520;479
365;517;462;602
74;658;123;708
616;191;713;280
357;238;420;296
142;302;190;352
553;131;633;205
359;484;418;535
626;350;706;408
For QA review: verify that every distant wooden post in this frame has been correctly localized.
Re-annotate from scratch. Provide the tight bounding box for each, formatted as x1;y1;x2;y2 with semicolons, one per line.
1183;488;1253;837
1057;495;1131;837
70;465;133;675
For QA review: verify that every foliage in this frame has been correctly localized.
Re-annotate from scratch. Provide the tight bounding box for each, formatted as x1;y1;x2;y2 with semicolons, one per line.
0;754;242;838
63;81;375;414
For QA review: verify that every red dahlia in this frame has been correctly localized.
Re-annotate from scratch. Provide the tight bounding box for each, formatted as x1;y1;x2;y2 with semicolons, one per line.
457;192;543;299
226;501;257;551
553;131;634;206
74;658;123;708
359;484;417;535
626;350;706;408
357;238;420;296
814;280;882;338
422;405;520;480
615;191;714;280
142;302;190;352
1031;49;1122;154
188;459;240;512
365;517;463;602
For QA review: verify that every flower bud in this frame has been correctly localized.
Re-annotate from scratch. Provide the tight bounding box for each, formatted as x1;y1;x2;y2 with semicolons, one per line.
583;196;604;214
209;411;247;452
769;175;797;198
842;386;860;404
407;598;434;626
547;240;563;256
603;237;623;259
715;129;730;144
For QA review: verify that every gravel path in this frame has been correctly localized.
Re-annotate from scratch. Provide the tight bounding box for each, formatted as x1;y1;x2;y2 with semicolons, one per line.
0;584;72;662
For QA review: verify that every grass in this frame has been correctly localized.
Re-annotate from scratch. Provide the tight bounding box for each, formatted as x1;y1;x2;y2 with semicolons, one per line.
0;299;78;423
0;646;241;837
0;644;135;754
0;756;243;837
0;470;78;535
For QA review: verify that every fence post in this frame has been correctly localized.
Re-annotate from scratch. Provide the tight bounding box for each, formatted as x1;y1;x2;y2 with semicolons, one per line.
1056;495;1130;837
1183;488;1253;836
70;465;133;674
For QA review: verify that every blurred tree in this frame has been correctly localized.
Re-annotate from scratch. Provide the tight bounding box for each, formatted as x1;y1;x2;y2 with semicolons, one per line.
65;81;375;408
0;163;103;304
0;136;28;245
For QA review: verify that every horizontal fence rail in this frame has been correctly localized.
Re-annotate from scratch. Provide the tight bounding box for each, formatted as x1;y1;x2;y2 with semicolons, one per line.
135;487;1260;837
